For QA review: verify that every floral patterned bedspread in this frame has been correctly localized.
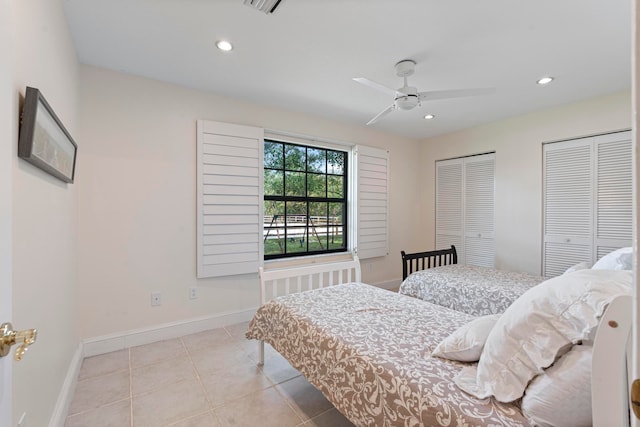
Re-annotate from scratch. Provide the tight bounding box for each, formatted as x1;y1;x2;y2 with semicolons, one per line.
246;283;531;427
399;265;544;316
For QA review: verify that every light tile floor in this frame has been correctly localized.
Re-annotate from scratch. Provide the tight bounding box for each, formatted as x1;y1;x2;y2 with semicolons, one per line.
65;322;355;427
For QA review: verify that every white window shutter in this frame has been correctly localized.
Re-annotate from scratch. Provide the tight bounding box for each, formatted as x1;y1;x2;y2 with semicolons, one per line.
435;159;463;260
463;154;495;267
197;120;263;278
355;145;389;259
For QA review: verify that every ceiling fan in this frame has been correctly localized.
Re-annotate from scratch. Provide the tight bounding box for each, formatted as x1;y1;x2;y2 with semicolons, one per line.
353;60;494;125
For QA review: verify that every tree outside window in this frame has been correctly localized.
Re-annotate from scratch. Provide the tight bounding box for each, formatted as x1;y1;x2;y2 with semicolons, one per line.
264;140;347;259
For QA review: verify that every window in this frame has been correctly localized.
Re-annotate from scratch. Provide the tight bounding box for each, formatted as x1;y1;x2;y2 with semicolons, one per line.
196;120;389;277
263;140;348;259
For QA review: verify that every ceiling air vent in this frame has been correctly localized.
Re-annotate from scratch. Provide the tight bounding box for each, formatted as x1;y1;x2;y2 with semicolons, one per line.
243;0;283;14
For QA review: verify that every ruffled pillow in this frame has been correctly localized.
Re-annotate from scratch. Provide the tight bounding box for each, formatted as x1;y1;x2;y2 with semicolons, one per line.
454;269;631;402
563;261;591;275
522;344;592;427
431;314;500;362
591;247;632;270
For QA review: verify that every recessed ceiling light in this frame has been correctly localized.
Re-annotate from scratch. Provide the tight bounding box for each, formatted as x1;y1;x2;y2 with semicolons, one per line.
537;76;554;85
216;40;233;52
424;114;435;120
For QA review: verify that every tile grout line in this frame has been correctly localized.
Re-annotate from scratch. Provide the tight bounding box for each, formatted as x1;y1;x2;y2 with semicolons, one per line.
271;377;307;425
65;397;132;419
181;335;216;423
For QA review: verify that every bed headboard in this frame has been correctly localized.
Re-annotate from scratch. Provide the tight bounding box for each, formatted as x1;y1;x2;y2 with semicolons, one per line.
401;245;458;280
258;255;362;305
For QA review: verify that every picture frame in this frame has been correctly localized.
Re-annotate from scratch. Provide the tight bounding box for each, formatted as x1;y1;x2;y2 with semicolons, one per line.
18;86;78;183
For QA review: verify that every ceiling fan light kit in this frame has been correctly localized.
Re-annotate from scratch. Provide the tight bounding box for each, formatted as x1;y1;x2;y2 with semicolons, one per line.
353;59;494;125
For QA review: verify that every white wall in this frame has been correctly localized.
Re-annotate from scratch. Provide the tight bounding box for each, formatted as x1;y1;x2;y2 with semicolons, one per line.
77;65;422;339
11;0;79;426
418;91;631;275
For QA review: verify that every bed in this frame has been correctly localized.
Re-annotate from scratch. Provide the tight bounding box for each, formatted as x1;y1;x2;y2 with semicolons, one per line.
400;246;544;316
245;255;633;426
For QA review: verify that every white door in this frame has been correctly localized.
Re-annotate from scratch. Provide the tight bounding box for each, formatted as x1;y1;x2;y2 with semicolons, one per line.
463;154;495;268
542;132;632;278
435;158;464;260
435;153;495;266
0;0;13;425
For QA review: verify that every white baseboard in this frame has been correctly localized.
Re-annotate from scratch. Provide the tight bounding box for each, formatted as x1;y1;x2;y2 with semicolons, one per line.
49;343;83;427
82;308;257;357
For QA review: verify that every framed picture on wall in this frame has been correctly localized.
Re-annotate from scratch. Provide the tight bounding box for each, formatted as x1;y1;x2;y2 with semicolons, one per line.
18;86;78;183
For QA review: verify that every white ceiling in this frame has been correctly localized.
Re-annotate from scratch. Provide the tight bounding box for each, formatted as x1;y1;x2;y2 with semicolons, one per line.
63;0;631;140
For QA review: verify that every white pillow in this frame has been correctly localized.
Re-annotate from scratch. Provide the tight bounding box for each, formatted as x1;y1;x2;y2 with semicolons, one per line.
591;247;632;270
431;314;500;362
522;344;592;427
563;261;591;275
454;269;631;402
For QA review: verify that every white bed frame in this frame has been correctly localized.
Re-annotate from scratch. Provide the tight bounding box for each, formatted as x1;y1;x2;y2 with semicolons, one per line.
592;293;632;426
256;256;631;424
257;255;361;365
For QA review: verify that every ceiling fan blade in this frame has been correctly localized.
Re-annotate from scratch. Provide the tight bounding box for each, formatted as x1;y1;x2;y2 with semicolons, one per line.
353;77;402;98
418;88;495;101
366;104;396;126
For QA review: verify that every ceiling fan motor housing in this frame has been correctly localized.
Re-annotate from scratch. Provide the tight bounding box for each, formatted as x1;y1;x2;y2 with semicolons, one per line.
396;95;419;110
396;86;419;110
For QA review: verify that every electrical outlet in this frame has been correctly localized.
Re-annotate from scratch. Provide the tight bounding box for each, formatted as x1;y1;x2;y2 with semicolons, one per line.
151;292;161;306
189;287;198;300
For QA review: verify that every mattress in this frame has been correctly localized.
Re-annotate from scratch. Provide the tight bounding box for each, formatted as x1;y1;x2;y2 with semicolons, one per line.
246;282;531;426
399;264;544;316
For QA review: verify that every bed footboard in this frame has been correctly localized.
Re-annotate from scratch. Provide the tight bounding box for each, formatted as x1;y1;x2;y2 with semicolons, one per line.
401;245;457;280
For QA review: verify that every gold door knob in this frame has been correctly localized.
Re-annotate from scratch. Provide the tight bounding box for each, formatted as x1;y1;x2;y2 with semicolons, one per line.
0;323;37;361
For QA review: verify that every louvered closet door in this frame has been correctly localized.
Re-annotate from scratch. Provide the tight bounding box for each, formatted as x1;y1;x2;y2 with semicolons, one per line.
594;131;632;258
464;154;495;267
435;159;463;262
543;140;593;277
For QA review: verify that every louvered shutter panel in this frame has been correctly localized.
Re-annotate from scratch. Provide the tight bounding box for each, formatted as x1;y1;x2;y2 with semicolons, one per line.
197;120;263;278
355;146;389;259
594;131;632;256
435;159;463;261
464;154;495;267
543;140;593;277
